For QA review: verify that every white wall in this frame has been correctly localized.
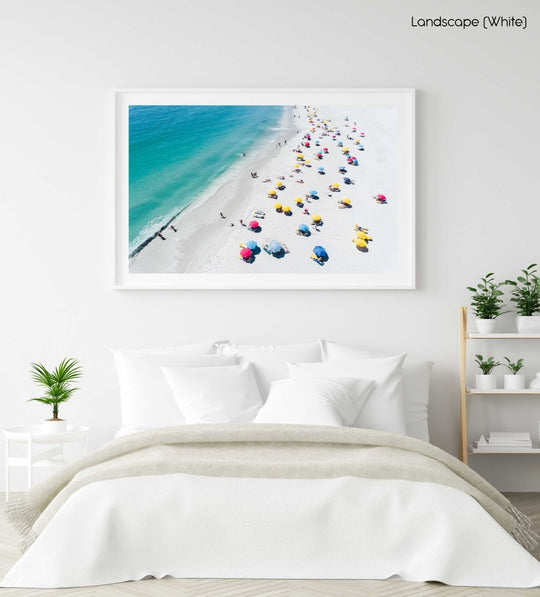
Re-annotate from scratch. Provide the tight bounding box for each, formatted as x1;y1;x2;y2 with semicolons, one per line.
1;0;539;491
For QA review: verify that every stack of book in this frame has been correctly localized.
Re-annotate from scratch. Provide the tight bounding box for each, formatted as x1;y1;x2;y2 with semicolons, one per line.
473;432;535;453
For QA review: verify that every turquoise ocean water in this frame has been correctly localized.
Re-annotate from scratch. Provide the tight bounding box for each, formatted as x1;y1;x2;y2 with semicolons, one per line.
129;105;284;253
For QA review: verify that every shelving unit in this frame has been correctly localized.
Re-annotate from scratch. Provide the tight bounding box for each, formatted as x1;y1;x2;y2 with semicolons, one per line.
458;306;540;464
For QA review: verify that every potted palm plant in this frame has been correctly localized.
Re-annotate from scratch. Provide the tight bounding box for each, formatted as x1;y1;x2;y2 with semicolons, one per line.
504;264;540;333
503;357;525;390
474;354;500;390
467;272;506;333
28;357;82;433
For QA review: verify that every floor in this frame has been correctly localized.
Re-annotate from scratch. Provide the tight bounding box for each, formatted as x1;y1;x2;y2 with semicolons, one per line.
1;493;540;596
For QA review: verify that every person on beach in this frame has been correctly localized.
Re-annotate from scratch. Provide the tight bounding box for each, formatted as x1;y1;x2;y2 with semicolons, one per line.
170;225;177;232
157;232;166;240
220;212;226;219
240;219;245;226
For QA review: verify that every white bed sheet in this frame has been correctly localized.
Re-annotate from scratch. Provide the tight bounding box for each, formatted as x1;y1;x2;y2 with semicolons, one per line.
3;473;540;588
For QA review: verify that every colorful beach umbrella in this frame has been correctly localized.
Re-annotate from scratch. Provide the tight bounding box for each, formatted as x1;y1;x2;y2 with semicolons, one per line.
298;223;309;233
338;166;347;172
331;183;340;189
295;197;303;203
341;198;351;204
318;167;325;172
249;220;259;229
246;240;258;250
313;246;327;258
283;205;291;212
354;238;367;248
356;231;368;240
343;177;351;184
240;247;252;259
312;215;322;222
309;190;318;197
268;240;282;254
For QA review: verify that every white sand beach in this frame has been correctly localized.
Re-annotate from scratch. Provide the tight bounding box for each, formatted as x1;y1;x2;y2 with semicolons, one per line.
129;105;398;276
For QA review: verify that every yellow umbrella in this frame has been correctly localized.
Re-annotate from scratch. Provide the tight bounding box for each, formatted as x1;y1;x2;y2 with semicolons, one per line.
295;197;303;203
356;230;371;240
274;203;282;210
297;154;304;160
293;164;300;169
268;190;277;196
342;198;351;204
343;147;349;152
331;183;340;189
276;182;284;188
312;215;322;222
354;238;367;248
283;206;291;212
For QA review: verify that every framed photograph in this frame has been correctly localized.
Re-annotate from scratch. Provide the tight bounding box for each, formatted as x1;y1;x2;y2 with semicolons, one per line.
115;88;415;289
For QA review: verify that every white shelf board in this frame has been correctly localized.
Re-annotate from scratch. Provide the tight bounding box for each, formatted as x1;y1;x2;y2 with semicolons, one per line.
467;388;540;395
470;448;540;455
468;333;540;339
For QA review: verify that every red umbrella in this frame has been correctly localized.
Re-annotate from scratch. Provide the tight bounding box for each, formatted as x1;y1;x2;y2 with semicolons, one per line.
249;220;259;229
376;194;386;200
240;247;252;259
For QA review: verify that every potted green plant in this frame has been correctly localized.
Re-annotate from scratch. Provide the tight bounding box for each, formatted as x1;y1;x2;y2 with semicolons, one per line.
474;354;500;390
504;264;540;333
28;357;82;433
503;357;525;390
467;272;506;333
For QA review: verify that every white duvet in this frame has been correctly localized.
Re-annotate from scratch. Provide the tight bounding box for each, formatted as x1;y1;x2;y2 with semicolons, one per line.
3;473;540;588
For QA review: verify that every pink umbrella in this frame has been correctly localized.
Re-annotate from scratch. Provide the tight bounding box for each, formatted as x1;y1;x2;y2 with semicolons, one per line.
376;194;386;200
249;220;259;229
240;247;252;259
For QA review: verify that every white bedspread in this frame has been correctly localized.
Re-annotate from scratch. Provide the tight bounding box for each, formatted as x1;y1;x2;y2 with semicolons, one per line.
3;473;540;588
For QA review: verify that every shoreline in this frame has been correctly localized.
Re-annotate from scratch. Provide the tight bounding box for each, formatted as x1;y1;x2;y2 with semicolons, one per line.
130;107;299;273
130;104;398;276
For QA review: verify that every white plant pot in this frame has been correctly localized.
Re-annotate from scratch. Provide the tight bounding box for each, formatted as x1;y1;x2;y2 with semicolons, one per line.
504;374;525;391
476;374;497;391
42;419;67;434
516;315;540;334
529;372;540;389
475;318;497;334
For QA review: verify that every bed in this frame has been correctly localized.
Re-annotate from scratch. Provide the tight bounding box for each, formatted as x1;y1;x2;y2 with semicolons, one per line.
3;340;540;589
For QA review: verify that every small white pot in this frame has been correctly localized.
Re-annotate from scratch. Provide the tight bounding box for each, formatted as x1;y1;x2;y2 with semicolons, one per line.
516;315;540;334
476;318;497;334
529;372;540;389
42;419;67;434
476;374;497;391
504;374;525;391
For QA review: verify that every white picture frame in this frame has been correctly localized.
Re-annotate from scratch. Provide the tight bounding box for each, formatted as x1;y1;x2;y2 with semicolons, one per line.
115;88;415;289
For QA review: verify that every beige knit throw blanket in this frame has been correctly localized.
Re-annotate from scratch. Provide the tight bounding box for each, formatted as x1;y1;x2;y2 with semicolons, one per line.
5;424;537;553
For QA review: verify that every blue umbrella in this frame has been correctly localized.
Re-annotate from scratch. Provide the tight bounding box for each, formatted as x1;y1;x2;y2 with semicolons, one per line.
343;177;351;184
268;240;282;254
309;190;318;197
318;167;325;172
298;223;309;233
313;245;328;258
246;240;258;250
338;166;347;171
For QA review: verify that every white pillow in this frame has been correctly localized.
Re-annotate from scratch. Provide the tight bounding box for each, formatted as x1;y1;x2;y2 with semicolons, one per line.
162;360;263;424
320;340;433;441
111;347;237;429
288;355;407;435
216;341;322;399
254;377;374;426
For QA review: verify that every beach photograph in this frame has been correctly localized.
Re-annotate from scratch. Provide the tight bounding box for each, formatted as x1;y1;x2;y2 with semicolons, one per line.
116;90;415;288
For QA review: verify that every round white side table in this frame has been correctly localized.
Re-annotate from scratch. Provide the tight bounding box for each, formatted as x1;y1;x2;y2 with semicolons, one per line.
4;425;88;502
